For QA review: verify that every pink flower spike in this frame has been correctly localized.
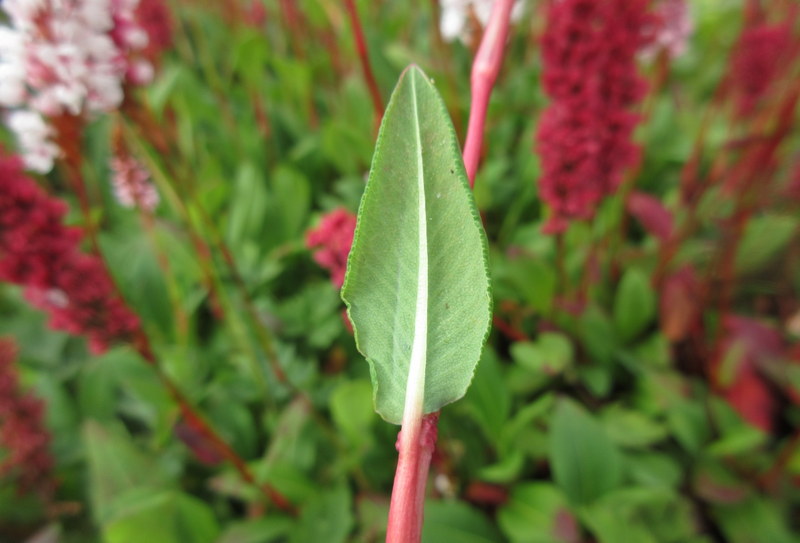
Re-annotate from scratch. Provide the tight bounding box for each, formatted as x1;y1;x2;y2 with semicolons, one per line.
110;154;159;211
306;208;357;288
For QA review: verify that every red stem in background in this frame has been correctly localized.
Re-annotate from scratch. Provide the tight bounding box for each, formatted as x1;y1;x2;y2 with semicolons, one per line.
385;3;514;540
344;0;384;128
463;0;515;187
49;117;295;514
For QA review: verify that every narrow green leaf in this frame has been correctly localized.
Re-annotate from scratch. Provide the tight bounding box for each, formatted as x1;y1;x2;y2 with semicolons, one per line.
613;268;656;343
341;65;491;424
735;214;797;275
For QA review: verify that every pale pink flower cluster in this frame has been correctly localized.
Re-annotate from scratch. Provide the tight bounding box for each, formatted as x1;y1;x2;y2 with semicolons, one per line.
439;0;525;43
642;0;693;60
0;0;155;173
110;154;159;211
6;110;61;174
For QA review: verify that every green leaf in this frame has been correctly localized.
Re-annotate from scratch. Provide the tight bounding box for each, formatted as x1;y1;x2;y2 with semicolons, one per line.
511;333;573;374
83;421;169;524
549;399;624;506
218;518;294;543
666;399;711;454
713;497;797;543
103;491;219;543
578;488;678;543
498;483;570;543
478;451;526;483
463;347;511;443
735;214;797;275
601;405;668;448
613;268;656;343
578;305;618;365
341;65;491;424
421;501;503;543
329;379;377;444
289;484;354;543
706;424;766;457
626;452;683;489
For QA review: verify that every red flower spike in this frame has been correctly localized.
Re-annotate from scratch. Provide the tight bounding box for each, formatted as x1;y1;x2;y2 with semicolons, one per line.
0;339;56;499
728;21;796;117
535;0;653;232
0;150;142;354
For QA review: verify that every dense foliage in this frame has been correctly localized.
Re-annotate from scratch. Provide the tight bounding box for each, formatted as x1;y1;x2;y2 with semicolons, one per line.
1;1;799;542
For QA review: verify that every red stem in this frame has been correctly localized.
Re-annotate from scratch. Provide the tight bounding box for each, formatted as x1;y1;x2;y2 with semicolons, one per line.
463;0;514;187
344;0;384;128
386;412;439;543
53;117;294;513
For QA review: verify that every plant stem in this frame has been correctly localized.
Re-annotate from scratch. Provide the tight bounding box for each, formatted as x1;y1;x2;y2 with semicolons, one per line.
463;0;514;187
385;4;514;540
386;412;439;543
133;333;295;513
344;0;384;128
54;127;294;514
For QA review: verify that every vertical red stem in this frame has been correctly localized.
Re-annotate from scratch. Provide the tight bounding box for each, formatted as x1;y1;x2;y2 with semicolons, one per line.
463;0;515;186
386;412;439;543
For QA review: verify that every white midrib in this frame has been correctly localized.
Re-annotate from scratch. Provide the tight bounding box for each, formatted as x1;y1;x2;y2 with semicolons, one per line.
401;72;429;432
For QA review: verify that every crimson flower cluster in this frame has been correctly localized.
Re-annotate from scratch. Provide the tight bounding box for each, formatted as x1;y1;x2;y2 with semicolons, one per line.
536;0;652;233
306;208;357;288
0;152;141;354
0;339;55;499
728;20;796;117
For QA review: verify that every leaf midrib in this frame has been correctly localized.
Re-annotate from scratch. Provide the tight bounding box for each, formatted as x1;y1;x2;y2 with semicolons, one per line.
401;69;429;428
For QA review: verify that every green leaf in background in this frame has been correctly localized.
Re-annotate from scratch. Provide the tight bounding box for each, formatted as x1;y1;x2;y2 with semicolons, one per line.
330;379;377;445
626;452;683;489
421;501;503;543
289;484;354;543
600;405;668;449
613;268;656;343
341;65;491;424
83;421;169;524
217;518;294;543
216;516;294;543
713;497;797;543
549;399;624;506
100;231;173;339
511;333;573;376
735;214;797;275
103;491;219;543
497;483;572;543
578;305;618;366
579;488;695;543
462;347;511;444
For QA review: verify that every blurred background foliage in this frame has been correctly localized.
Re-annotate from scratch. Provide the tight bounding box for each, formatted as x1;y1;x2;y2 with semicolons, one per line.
1;0;799;542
